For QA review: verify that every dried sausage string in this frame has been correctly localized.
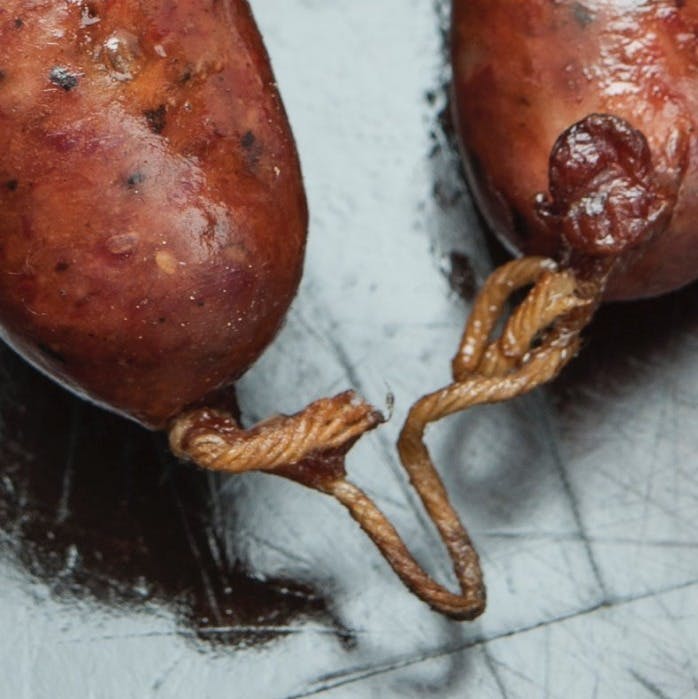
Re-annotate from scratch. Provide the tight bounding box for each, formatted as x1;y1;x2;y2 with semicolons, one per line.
168;256;606;620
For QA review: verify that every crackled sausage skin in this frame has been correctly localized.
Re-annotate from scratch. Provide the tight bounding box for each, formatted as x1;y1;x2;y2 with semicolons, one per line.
452;0;698;300
0;0;307;428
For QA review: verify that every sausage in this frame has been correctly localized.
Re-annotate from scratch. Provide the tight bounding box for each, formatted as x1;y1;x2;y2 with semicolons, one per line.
451;0;698;300
0;0;307;428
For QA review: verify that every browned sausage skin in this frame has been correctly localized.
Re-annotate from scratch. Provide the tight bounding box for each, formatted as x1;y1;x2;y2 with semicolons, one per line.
452;0;698;300
0;0;307;428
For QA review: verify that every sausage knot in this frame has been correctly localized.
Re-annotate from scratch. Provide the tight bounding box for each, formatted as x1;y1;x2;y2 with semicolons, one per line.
536;113;672;257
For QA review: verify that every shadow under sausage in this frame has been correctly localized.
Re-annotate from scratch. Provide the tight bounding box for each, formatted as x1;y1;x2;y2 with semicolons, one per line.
0;346;354;650
553;280;698;403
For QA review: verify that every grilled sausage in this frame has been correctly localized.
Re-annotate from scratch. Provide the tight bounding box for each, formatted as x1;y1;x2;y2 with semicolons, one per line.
0;0;307;427
452;0;698;299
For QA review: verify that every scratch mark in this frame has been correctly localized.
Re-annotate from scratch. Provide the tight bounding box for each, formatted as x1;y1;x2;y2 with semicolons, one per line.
205;525;225;572
289;577;698;698
481;531;698;550
199;624;358;639
55;402;82;524
483;647;510;698
535;392;609;599
151;653;184;694
20;604;30;699
544;626;551;699
637;400;670;573
59;624;353;646
174;503;222;624
243;531;315;567
58;631;183;645
153;439;223;626
595;465;698;531
628;670;672;699
488;653;540;691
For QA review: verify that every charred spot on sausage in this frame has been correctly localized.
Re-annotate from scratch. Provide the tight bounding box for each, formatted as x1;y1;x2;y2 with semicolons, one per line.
49;67;79;91
241;130;263;167
5;179;18;191
126;172;146;188
144;105;167;134
178;65;194;84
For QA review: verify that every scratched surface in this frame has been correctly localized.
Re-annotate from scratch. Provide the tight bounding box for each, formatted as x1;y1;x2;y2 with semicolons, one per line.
1;1;697;697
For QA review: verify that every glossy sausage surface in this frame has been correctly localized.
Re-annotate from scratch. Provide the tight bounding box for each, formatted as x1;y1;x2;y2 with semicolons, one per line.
0;0;307;428
452;0;698;300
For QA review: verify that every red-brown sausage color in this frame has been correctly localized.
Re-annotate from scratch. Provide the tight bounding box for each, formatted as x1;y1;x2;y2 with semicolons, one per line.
0;0;307;428
452;0;698;300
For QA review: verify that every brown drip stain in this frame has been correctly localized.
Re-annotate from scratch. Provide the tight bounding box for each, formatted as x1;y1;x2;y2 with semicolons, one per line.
0;349;353;649
448;251;476;302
